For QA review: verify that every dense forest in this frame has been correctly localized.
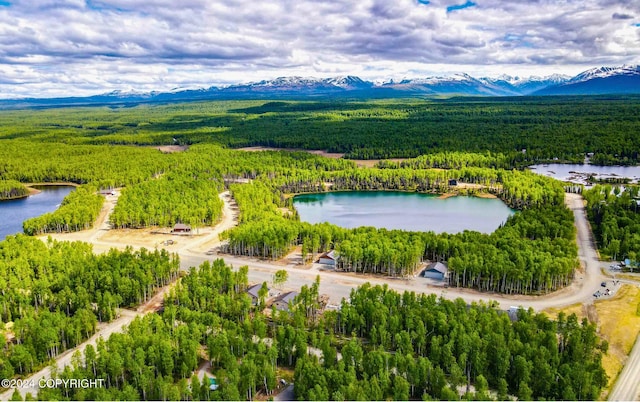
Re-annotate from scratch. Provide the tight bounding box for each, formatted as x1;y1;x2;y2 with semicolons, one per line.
109;174;224;229
0;180;29;200
0;235;179;382
0;141;169;187
22;186;104;235
0;97;639;164
36;260;607;401
584;185;640;262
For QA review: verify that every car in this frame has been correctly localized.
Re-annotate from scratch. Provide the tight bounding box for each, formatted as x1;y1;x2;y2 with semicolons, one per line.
601;282;607;287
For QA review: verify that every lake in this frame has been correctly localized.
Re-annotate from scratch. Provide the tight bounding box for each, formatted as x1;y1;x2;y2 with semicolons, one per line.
529;164;640;184
293;191;515;234
0;186;74;240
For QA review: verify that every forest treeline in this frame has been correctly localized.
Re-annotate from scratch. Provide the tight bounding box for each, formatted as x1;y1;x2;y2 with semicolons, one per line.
0;97;639;164
37;260;607;401
584;185;640;261
0;235;179;382
375;151;519;170
0;180;28;200
22;185;104;235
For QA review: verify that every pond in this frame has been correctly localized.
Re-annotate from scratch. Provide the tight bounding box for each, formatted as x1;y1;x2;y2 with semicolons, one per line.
0;186;75;240
529;164;640;184
293;191;515;234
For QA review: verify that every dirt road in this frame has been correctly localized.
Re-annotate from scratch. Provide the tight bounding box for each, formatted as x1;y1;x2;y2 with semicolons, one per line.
0;309;141;400
181;192;607;312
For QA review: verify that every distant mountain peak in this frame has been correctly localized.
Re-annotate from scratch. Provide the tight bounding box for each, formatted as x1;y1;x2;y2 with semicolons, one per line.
2;65;639;109
535;65;640;95
568;65;640;83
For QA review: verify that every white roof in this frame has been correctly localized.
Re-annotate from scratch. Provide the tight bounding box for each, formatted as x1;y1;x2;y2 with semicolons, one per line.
426;262;448;274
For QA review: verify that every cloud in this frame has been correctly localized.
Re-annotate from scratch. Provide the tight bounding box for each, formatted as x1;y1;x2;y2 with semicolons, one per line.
612;12;634;19
0;0;638;98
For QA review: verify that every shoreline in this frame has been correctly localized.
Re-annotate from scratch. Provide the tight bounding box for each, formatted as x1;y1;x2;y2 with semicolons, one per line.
1;182;79;201
287;187;499;200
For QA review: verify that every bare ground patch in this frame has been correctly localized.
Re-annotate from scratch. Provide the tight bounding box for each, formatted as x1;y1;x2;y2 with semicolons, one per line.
237;146;345;159
153;145;189;153
350;158;410;168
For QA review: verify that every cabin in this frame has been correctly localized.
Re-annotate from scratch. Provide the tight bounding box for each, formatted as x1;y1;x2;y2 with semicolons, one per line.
448;179;458;186
172;223;191;233
318;250;337;266
506;306;521;322
272;291;299;311
423;262;449;281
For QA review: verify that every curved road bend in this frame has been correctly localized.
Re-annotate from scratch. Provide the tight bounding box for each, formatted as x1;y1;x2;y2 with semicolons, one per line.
182;193;606;312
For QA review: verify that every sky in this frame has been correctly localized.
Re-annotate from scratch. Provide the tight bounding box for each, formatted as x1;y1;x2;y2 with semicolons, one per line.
0;0;639;98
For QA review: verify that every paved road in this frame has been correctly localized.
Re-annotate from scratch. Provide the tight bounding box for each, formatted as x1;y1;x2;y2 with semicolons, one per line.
609;333;640;401
274;384;295;401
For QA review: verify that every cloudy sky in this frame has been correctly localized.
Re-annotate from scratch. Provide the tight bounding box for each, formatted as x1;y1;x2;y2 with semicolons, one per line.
0;0;639;98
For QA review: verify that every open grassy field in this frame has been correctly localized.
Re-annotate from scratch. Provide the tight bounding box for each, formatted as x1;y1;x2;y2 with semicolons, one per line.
545;284;640;397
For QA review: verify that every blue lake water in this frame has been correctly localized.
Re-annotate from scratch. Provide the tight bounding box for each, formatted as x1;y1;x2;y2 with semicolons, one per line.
0;186;74;240
293;191;515;234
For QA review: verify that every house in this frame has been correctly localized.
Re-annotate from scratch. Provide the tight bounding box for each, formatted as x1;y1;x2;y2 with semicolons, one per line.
246;284;263;305
246;283;276;305
448;179;458;186
423;262;449;281
318;250;337;266
172;223;191;233
272;291;299;311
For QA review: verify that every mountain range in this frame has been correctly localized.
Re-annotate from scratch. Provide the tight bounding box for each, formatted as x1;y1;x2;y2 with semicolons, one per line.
2;65;639;109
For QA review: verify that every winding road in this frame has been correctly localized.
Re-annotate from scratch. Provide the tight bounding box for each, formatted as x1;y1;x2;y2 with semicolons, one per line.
2;191;639;400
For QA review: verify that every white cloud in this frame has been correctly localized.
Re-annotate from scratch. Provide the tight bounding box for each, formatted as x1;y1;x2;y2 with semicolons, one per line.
0;0;638;97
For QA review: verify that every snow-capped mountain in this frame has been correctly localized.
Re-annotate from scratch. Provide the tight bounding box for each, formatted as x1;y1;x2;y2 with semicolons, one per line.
224;76;372;94
380;73;511;96
326;76;373;90
379;73;573;96
565;65;640;84
535;65;640;95
1;65;637;109
482;74;570;95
